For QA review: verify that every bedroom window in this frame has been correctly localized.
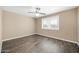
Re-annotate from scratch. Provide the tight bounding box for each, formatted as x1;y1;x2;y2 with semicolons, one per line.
42;15;59;30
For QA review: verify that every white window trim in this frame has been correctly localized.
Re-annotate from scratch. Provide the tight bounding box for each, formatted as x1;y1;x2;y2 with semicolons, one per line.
42;15;59;30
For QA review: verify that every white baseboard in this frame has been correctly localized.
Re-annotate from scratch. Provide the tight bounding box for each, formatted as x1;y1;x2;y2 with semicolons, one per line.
36;33;78;44
77;42;79;46
2;33;36;42
2;33;79;46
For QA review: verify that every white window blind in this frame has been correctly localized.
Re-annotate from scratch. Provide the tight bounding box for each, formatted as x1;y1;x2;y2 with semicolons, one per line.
42;15;59;30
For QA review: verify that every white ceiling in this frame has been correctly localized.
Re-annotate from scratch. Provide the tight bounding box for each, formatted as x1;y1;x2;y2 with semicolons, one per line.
0;6;77;18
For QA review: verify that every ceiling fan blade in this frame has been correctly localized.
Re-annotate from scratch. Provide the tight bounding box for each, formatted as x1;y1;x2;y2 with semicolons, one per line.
28;12;34;13
38;12;46;15
28;12;46;15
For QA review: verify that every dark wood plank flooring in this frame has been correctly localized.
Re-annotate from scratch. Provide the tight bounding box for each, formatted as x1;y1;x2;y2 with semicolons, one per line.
1;34;79;53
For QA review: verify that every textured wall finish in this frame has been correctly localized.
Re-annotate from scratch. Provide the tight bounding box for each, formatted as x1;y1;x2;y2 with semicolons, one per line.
36;8;78;42
2;11;35;41
0;9;2;52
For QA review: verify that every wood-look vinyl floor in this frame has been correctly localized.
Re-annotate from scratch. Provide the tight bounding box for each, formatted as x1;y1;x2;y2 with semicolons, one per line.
1;34;79;53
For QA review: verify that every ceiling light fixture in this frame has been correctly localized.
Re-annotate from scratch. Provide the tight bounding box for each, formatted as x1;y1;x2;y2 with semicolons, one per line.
35;13;40;16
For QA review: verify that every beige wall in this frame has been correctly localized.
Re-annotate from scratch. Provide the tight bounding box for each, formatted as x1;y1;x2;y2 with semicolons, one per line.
2;8;78;43
78;8;79;43
0;9;2;52
36;8;78;42
2;11;35;41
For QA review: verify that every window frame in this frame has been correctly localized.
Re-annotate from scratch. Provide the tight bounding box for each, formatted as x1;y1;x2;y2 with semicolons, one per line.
42;15;59;30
